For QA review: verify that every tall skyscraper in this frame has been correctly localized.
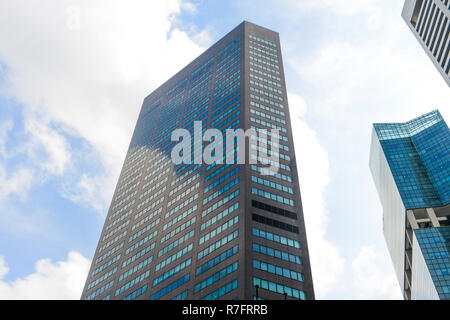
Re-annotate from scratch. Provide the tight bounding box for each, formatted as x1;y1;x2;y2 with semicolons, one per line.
369;110;450;300
401;0;450;86
80;21;315;300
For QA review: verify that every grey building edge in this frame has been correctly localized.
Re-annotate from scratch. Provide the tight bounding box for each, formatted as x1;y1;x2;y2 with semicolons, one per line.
402;0;450;87
80;21;315;300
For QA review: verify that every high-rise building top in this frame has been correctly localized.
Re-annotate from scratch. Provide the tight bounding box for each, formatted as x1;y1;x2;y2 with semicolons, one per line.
402;0;450;86
80;21;315;300
370;110;450;300
373;110;450;209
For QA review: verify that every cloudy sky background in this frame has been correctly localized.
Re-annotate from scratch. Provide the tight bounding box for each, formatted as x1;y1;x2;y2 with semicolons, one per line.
0;0;448;299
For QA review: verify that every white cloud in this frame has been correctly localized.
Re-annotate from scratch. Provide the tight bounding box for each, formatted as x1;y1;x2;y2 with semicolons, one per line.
0;256;8;279
181;1;197;13
0;0;207;213
24;114;72;176
288;93;345;297
281;0;390;29
351;246;402;300
288;2;449;122
0;251;90;299
191;28;213;48
0;165;33;200
0;119;13;157
61;173;109;213
307;0;383;15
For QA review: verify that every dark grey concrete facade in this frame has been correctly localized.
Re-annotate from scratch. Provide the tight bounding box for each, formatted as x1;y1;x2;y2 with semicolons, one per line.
402;0;450;86
80;21;315;300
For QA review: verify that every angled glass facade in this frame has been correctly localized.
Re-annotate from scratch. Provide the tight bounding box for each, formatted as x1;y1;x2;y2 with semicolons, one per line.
80;21;315;300
373;110;449;209
370;109;450;300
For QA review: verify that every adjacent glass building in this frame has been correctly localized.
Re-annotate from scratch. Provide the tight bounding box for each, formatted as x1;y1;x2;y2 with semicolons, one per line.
80;21;315;300
402;0;450;86
370;110;450;300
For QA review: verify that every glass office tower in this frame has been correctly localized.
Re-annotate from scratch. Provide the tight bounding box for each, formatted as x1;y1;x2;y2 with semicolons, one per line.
80;21;315;300
401;0;450;86
370;110;450;300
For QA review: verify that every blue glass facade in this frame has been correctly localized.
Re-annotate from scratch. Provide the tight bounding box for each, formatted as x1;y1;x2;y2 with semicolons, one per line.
373;110;450;210
414;226;450;299
131;35;242;299
131;35;242;161
371;109;450;300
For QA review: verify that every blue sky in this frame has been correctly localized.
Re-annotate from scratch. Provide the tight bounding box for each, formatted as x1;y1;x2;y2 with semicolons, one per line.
0;0;448;299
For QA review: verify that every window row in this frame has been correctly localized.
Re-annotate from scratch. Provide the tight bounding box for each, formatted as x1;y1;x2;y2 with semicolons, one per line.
251;175;293;195
158;230;195;257
119;256;153;282
253;277;306;300
163;204;197;231
252;227;300;248
194;261;238;293
253;213;299;234
115;269;150;297
125;230;158;255
197;229;239;260
128;218;160;244
150;274;191;300
202;189;239;218
252;200;297;220
201;279;238;300
196;245;239;276
122;242;155;268
155;243;193;272
152;258;192;287
201;202;239;232
252;187;295;207
160;216;196;244
253;242;302;265
253;259;304;283
199;215;239;245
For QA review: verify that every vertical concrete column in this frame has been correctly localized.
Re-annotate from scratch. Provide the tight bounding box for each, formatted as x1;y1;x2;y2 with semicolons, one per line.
426;208;440;227
407;210;419;229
